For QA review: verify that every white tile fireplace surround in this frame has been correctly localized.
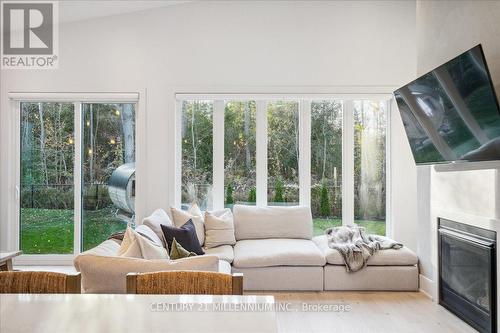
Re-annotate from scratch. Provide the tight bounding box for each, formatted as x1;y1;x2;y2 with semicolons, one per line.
417;164;500;332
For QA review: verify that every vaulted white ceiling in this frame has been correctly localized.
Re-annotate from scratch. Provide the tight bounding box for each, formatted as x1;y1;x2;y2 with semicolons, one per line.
59;0;190;23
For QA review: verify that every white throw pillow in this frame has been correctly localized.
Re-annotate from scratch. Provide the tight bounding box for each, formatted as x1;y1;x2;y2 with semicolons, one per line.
170;203;205;246
117;227;142;258
142;208;172;248
135;224;164;247
204;209;236;249
136;231;169;260
117;227;169;260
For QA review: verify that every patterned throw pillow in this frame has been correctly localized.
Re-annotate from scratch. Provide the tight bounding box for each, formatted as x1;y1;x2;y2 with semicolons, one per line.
161;219;205;255
169;238;197;260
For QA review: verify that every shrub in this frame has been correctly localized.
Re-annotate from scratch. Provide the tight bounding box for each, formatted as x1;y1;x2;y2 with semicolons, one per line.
274;178;284;202
247;187;256;203
319;183;330;217
225;184;234;205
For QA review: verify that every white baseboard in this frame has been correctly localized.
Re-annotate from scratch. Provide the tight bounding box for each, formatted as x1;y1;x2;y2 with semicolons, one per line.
419;274;436;301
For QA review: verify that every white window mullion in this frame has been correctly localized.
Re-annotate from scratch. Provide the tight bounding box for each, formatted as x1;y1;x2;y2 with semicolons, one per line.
299;100;311;206
73;102;82;254
256;100;268;207
11;100;21;251
213;100;225;210
342;100;355;226
174;100;183;208
385;100;393;238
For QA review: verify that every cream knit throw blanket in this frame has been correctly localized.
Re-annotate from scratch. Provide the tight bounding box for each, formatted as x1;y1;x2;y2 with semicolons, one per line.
325;225;402;272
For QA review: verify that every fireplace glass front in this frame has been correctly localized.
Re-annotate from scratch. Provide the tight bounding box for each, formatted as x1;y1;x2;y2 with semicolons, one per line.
439;218;497;333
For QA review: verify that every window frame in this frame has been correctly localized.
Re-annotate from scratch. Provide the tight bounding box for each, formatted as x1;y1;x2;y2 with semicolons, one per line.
175;93;392;236
8;92;142;265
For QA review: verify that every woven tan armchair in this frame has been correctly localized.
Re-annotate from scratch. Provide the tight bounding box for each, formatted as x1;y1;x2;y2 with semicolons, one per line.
0;271;81;294
126;271;243;295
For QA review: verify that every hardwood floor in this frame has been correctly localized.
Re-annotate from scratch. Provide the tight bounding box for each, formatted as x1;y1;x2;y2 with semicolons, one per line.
15;266;476;333
256;291;476;333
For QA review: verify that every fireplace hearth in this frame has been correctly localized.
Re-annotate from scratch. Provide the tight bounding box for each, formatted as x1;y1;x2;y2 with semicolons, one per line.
438;218;497;333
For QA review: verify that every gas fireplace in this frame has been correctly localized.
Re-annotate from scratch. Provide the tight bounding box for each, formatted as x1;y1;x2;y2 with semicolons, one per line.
438;218;497;333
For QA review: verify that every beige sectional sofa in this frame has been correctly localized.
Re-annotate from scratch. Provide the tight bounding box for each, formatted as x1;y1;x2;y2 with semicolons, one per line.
74;239;231;293
75;204;418;293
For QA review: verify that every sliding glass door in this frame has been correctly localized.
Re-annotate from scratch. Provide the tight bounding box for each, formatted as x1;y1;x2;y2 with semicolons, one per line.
18;96;137;255
82;103;136;251
20;102;75;254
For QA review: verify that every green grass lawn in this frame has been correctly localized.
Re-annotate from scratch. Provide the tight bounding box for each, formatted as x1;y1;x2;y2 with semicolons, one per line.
313;218;386;236
21;207;127;254
20;208;387;254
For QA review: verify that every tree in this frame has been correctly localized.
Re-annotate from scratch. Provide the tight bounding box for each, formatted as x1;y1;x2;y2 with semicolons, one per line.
120;104;135;163
226;183;234;205
38;103;48;185
244;102;251;170
248;187;256;203
88;104;94;183
320;182;330;217
274;178;284;203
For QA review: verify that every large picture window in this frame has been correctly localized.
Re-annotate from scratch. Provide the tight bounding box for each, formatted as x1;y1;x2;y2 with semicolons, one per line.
224;101;256;208
181;100;213;211
267;101;299;206
17;95;138;256
354;100;387;235
177;95;390;236
310;100;343;235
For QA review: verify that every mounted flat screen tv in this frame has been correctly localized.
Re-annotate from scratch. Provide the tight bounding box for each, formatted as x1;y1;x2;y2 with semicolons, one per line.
394;44;500;165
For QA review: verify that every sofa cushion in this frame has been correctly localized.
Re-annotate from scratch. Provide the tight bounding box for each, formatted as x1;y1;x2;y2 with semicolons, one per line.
233;239;326;268
135;224;164;248
170;238;197;259
233;205;313;240
312;235;418;266
74;254;220;294
161;219;204;255
204;209;236;248
171;204;205;246
203;245;234;263
117;227;143;258
218;260;232;274
141;209;172;248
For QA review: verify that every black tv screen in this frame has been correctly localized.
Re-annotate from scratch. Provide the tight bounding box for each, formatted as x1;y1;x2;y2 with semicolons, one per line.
394;44;500;165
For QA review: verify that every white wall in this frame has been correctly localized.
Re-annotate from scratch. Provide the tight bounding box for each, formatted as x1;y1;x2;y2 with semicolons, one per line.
415;0;500;297
0;1;417;250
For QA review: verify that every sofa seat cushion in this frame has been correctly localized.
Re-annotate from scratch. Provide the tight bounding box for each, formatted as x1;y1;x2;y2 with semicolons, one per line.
233;239;326;268
313;235;418;266
203;245;234;263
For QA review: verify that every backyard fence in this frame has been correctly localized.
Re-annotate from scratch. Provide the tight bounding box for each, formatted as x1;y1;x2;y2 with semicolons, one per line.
21;183;113;210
